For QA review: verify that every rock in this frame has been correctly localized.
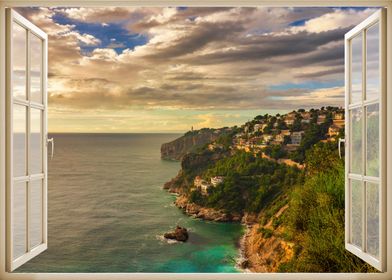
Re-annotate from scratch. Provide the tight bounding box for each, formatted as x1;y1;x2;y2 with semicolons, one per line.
174;195;243;222
241;213;258;225
239;259;250;269
164;226;189;242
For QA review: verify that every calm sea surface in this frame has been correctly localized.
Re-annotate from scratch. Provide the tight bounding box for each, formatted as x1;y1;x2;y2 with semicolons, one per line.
17;133;243;273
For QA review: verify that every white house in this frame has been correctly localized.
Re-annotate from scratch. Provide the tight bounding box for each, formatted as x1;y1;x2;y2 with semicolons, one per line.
210;176;224;187
291;131;304;145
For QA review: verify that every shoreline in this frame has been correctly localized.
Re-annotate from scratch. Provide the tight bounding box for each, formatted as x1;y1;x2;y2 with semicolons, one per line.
166;188;259;272
165;187;294;273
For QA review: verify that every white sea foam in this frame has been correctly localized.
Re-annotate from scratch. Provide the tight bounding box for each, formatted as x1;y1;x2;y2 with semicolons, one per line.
156;234;179;244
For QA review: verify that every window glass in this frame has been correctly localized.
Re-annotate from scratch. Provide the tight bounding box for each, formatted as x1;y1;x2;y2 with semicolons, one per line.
366;182;379;259
13;181;26;260
13;104;26;177
350;108;363;174
30;35;42;103
366;23;380;101
30;109;42;174
366;104;379;177
30;180;43;249
12;23;27;100
351;33;362;104
351;180;363;248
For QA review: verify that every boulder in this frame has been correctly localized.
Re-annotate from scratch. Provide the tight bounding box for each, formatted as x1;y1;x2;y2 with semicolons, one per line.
164;226;189;242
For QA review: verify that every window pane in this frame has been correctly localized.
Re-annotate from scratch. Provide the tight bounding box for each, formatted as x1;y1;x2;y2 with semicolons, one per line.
366;104;379;177
366;23;380;101
351;33;362;104
30;35;42;103
13;181;26;260
351;180;363;248
30;109;42;174
30;180;43;249
366;182;379;259
350;108;363;174
13;105;26;177
12;23;27;100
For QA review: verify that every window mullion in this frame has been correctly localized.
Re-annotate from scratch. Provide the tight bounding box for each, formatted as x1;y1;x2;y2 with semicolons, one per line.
26;29;31;253
361;29;367;253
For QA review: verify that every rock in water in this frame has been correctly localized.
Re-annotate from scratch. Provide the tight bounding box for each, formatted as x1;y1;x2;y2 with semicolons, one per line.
164;226;189;242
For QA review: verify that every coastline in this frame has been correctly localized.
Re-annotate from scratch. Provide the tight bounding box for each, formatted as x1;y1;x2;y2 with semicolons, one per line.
164;185;295;273
165;185;261;272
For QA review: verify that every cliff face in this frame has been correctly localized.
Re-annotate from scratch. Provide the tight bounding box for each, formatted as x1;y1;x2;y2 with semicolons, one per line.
161;130;220;160
241;205;294;272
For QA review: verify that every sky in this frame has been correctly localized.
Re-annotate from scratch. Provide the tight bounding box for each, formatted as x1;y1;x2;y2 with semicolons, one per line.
16;7;377;133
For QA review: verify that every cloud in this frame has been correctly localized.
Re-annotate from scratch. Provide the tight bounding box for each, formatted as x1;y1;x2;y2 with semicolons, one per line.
59;7;136;23
14;7;378;132
68;31;101;45
289;8;377;33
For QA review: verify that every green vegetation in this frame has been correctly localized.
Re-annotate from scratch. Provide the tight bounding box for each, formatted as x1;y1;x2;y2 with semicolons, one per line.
187;151;302;214
263;144;287;160
165;107;376;272
278;143;376;272
290;122;329;163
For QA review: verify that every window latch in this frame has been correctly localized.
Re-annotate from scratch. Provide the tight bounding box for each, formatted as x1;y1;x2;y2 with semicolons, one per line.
338;138;345;159
47;137;54;159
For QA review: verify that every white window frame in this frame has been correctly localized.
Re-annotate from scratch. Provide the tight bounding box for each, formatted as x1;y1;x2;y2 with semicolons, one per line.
344;10;387;271
5;9;48;272
0;1;391;280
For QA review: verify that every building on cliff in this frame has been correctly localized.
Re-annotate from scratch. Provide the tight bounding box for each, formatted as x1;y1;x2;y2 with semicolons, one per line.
210;176;224;187
193;176;212;195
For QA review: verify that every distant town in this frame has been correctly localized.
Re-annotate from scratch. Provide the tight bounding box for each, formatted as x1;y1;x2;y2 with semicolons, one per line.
188;106;345;196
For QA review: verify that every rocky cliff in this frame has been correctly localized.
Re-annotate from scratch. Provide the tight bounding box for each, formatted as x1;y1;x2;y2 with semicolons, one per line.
161;129;221;160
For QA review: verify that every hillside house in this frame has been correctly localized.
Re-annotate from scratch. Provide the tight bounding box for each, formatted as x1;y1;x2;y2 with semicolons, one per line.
333;119;345;127
263;134;273;143
275;133;285;143
194;176;212;195
333;112;344;120
287;112;297;118
317;114;327;124
301;112;311;119
210;176;224;187
285;143;300;152
254;123;264;131
291;131;304;145
329;125;341;137
208;143;224;151
284;117;295;126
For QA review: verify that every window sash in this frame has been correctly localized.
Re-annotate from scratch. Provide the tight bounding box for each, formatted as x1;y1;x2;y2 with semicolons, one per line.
344;9;386;271
5;9;48;272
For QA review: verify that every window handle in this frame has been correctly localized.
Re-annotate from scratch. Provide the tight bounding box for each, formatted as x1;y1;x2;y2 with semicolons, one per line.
338;138;345;159
47;137;54;159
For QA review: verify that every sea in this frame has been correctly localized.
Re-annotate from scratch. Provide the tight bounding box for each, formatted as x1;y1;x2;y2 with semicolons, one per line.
17;133;243;273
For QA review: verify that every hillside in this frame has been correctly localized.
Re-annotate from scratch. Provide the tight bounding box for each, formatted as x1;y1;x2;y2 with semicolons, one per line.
161;107;376;272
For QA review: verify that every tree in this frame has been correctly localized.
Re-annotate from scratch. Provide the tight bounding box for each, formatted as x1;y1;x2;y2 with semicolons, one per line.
264;145;287;160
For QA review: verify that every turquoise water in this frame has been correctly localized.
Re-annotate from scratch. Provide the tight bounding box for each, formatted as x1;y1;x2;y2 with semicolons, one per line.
17;133;243;273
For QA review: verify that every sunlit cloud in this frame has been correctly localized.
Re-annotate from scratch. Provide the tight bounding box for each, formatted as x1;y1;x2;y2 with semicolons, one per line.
14;7;377;132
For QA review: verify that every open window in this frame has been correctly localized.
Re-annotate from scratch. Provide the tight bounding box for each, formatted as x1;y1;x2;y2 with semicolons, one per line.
6;9;48;271
1;4;390;277
344;9;386;271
